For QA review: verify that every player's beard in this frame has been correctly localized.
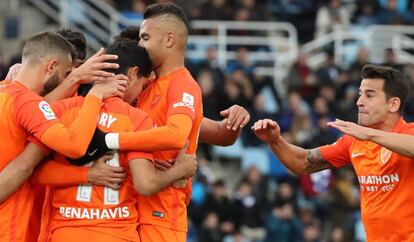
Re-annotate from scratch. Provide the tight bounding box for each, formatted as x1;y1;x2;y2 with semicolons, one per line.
40;72;61;96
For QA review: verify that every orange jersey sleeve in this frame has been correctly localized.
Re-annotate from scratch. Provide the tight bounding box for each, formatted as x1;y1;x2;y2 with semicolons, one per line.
39;94;102;158
126;113;155;162
319;135;353;168
30;160;89;185
118;114;192;152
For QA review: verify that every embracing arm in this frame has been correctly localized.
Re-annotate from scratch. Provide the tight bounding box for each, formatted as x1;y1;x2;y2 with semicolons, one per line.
44;48;119;103
0;143;46;203
129;144;196;195
111;114;192;151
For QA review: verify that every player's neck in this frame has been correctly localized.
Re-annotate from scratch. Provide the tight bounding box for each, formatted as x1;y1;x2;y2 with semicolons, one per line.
155;54;185;78
14;65;42;94
373;114;401;132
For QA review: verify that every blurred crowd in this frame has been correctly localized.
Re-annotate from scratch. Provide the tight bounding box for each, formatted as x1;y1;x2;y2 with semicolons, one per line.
111;0;414;43
1;0;414;241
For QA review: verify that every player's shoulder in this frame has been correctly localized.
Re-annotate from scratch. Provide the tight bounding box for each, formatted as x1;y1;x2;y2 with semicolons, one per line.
127;105;151;123
334;134;355;147
106;98;149;119
4;82;43;103
169;68;201;93
401;121;414;134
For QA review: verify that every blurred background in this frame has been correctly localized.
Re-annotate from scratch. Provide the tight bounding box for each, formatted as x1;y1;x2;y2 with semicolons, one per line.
1;0;414;241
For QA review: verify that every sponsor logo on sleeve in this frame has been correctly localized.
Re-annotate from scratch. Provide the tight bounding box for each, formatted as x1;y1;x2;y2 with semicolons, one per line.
173;92;195;112
39;101;57;120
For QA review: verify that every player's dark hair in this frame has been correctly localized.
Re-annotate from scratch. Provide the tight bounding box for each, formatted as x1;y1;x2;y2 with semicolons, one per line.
105;38;152;78
22;31;75;63
115;26;140;42
361;64;410;114
144;2;189;32
56;28;87;61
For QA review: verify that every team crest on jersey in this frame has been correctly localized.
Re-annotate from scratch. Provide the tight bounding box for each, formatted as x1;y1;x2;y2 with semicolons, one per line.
380;147;392;164
39;101;56;120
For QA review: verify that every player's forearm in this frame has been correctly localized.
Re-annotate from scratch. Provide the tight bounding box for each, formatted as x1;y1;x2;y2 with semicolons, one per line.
368;129;414;157
30;160;89;186
141;168;183;195
131;159;182;195
268;137;310;175
44;77;79;103
0;143;46;203
199;118;240;146
0;161;35;203
113;115;192;151
40;94;102;158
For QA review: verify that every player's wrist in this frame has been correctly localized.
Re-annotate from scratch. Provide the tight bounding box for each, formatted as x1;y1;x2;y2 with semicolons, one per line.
105;133;120;149
87;88;104;99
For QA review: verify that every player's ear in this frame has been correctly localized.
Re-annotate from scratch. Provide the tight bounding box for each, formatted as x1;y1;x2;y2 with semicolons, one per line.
389;97;401;113
127;66;139;81
45;59;58;75
165;31;175;48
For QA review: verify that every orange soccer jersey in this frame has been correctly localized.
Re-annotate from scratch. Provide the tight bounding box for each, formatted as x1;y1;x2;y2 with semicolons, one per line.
134;67;203;234
42;96;153;241
0;81;101;242
320;118;414;242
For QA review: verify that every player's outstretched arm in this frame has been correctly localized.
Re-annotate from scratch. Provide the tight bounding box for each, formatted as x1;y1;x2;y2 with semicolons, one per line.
37;78;127;158
107;114;192;151
44;48;119;103
328;119;414;157
252;119;334;174
199;105;250;146
129;143;197;195
0;143;46;203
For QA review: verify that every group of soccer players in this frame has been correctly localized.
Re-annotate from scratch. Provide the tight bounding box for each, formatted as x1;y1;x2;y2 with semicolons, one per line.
3;2;414;242
0;3;250;242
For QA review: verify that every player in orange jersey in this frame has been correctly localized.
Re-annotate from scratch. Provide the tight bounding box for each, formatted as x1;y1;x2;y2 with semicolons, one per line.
3;28;120;103
253;64;414;242
0;31;125;242
77;4;250;242
110;24;251;148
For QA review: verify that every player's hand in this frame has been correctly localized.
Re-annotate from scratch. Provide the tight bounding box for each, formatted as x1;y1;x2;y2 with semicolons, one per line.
88;74;128;99
67;129;111;166
67;48;119;84
251;119;280;144
327;119;371;140
173;142;196;188
153;160;174;171
88;154;126;190
5;63;21;81
220;105;250;131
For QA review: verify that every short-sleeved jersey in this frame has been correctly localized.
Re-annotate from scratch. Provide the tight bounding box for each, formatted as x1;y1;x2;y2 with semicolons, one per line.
47;96;153;241
0;82;59;241
135;67;203;232
320;118;414;242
